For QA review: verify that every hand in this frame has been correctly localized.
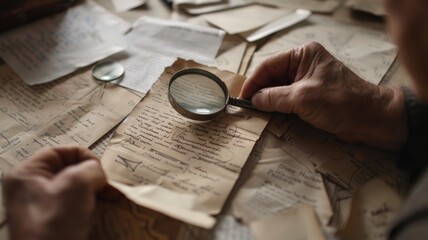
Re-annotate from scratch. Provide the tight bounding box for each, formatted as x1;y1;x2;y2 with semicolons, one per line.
3;146;107;240
240;42;407;151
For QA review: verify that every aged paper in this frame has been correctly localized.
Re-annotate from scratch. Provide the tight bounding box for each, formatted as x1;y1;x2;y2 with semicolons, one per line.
232;147;333;226
338;178;403;240
240;9;311;43
101;59;270;228
0;64;141;166
347;0;386;16
246;15;397;85
215;35;248;73
0;1;129;85
280;118;408;193
203;5;289;34
259;0;341;13
110;0;146;12
181;0;253;15
250;204;325;240
238;43;257;76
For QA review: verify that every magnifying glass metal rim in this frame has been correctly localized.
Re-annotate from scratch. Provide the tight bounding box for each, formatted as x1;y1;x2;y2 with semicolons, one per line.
168;68;230;121
91;60;125;82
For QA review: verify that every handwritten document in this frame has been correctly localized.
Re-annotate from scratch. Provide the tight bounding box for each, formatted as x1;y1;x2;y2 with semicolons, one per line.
246;15;397;85
113;16;225;94
101;59;270;228
0;1;129;85
280;118;408;194
338;178;403;240
232;147;333;226
0;64;141;166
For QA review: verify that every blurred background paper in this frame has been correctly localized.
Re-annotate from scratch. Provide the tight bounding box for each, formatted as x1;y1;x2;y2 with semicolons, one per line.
203;5;289;34
0;1;129;85
346;0;386;16
240;9;311;42
110;0;146;12
260;0;341;13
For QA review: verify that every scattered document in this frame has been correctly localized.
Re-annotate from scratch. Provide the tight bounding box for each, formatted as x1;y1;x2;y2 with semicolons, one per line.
214;35;248;73
0;1;129;85
338;179;403;240
101;59;270;228
279;118;408;193
247;16;397;85
203;5;289;34
0;64;141;167
347;0;386;16
240;9;311;42
181;0;253;15
250;204;326;240
232;147;333;226
110;0;145;12
113;16;225;94
260;0;341;13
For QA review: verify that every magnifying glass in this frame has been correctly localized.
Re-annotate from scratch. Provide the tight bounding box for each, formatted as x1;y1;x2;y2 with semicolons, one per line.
92;60;125;82
168;68;257;121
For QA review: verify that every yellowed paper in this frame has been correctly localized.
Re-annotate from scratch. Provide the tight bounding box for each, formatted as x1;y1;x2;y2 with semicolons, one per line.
280;118;408;193
203;5;288;34
232;147;333;226
259;0;340;13
238;43;257;76
347;0;386;16
101;59;270;228
250;204;326;240
215;35;248;73
246;15;397;85
338;178;403;240
0;64;141;166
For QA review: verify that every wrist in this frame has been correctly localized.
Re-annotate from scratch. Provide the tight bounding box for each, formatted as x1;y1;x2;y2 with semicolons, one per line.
358;86;407;151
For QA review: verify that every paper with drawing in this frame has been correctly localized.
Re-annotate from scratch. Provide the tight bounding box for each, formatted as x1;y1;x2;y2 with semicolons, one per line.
246;16;397;86
232;147;333;226
0;1;130;85
101;59;270;228
0;64;141;167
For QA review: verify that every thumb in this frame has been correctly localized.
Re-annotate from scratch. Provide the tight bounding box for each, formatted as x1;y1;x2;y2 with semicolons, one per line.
252;86;296;113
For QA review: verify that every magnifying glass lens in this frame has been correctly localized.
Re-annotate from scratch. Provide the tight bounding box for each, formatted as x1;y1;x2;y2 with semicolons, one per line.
169;73;226;115
92;60;125;82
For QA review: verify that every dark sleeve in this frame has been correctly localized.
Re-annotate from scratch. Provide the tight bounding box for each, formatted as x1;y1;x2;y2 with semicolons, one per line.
397;87;428;184
389;88;428;240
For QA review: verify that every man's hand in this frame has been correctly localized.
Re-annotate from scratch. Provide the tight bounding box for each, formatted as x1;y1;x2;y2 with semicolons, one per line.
3;146;107;240
240;42;407;151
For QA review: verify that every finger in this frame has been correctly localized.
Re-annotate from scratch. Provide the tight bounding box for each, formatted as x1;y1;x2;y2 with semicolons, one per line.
22;146;99;176
240;46;304;99
53;159;107;193
251;85;296;113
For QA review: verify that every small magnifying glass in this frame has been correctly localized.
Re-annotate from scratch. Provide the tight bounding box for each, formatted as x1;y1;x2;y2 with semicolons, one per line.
168;68;257;121
92;60;125;82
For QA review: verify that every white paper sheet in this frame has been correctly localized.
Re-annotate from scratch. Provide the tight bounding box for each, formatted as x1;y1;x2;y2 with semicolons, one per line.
110;0;146;12
0;1;129;85
114;17;225;94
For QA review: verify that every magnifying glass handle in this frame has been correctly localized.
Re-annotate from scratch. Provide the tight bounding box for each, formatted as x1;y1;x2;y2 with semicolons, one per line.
229;97;259;111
